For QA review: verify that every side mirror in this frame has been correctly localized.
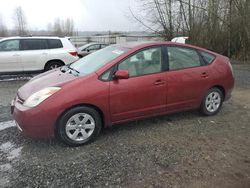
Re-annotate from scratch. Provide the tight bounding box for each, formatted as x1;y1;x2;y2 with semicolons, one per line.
114;70;129;79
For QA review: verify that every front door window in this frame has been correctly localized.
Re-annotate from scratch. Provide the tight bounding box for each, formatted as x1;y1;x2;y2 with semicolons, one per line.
118;47;162;77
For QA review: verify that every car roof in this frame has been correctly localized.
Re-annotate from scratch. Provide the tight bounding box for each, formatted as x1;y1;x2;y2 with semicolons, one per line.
0;36;63;41
114;41;219;56
114;41;184;48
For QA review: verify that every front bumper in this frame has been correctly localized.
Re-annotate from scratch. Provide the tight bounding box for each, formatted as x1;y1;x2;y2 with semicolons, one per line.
15;120;23;132
11;98;56;138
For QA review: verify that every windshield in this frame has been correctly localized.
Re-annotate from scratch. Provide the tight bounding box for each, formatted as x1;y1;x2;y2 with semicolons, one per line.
70;45;129;76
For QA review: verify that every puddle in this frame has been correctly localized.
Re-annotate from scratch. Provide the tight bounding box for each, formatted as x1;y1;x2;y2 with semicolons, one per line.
0;177;10;187
7;147;23;160
0;141;14;151
0;163;12;171
0;141;23;161
0;142;21;187
0;121;16;131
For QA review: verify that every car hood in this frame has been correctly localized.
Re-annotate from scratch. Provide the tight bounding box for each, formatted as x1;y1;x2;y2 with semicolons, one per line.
17;69;76;100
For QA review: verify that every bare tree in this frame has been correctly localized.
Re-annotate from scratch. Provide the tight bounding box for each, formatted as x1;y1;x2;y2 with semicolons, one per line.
13;6;28;36
51;18;75;36
0;14;8;37
53;18;63;36
64;18;74;36
131;0;250;60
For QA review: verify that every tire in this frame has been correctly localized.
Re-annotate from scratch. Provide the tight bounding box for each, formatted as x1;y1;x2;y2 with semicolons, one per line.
45;61;64;71
56;106;102;146
200;87;224;116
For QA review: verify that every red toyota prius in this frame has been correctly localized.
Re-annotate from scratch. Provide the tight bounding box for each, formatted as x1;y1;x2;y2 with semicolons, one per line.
11;42;234;146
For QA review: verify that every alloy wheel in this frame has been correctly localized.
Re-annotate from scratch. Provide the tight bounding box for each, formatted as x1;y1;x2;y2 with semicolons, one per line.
205;91;221;113
65;113;95;142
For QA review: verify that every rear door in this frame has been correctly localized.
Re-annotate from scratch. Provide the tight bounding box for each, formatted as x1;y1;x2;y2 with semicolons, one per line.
109;46;167;122
20;39;49;71
0;39;22;72
166;46;212;112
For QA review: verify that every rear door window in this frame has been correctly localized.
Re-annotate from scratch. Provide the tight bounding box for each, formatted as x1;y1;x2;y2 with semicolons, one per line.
20;39;48;50
48;39;63;49
168;46;202;70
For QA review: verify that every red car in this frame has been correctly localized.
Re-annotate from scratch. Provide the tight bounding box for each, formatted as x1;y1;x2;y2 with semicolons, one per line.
12;42;234;146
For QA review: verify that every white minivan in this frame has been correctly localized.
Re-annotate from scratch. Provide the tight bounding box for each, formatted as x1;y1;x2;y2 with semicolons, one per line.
0;36;79;73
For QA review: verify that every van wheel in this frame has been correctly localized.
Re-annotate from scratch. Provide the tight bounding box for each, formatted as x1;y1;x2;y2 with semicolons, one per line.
56;106;102;146
200;88;223;116
45;61;64;71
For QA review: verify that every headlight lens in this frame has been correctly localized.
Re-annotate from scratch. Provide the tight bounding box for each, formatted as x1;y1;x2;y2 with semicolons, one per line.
23;87;61;108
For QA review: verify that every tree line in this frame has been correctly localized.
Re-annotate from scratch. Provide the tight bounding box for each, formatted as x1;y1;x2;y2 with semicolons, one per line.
1;2;249;60
0;6;75;37
132;0;250;60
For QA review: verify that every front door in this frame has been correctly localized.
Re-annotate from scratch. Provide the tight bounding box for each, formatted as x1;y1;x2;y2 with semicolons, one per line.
109;46;167;122
0;39;22;72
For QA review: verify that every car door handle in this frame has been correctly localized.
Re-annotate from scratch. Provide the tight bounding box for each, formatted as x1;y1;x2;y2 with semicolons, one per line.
41;53;48;55
201;72;208;78
13;54;20;57
154;80;166;85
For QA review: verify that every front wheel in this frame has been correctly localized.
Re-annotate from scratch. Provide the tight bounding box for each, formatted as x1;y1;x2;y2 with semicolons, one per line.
56;106;102;146
45;61;64;71
200;88;223;116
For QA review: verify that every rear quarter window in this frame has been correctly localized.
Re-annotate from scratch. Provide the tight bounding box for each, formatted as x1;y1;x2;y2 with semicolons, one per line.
48;39;63;49
200;51;215;64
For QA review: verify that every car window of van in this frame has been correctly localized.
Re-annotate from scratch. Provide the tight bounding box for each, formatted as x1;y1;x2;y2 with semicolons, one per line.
48;39;63;49
0;40;20;51
20;39;48;50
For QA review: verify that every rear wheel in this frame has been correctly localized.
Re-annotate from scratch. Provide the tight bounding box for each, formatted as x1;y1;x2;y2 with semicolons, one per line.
45;61;64;71
200;88;223;116
56;106;102;146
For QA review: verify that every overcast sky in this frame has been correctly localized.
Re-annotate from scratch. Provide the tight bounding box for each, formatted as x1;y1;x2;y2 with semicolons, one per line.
0;0;142;31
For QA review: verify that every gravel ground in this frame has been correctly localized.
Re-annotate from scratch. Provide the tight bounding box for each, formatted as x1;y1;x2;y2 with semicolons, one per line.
0;64;249;188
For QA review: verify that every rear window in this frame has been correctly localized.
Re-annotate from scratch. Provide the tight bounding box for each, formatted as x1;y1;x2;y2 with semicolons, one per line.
20;39;48;50
47;39;63;49
200;51;215;64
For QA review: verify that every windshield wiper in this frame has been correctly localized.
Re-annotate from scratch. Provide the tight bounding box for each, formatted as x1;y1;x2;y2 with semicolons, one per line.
60;66;68;73
67;65;80;74
61;64;80;76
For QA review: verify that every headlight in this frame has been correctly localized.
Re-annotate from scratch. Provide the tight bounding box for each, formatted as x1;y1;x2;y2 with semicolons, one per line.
23;87;61;108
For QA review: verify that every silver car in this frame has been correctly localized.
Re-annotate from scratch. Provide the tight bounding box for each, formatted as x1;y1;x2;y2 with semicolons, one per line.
77;42;108;57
